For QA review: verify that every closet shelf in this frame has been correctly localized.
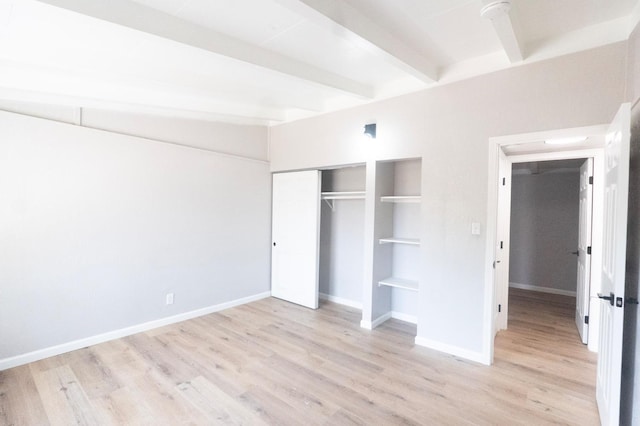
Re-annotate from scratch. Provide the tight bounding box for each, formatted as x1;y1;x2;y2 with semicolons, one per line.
379;237;420;246
321;191;366;200
378;277;419;292
322;191;366;211
380;195;421;203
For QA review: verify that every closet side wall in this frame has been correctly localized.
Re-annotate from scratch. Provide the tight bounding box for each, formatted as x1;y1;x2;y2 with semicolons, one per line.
391;159;422;319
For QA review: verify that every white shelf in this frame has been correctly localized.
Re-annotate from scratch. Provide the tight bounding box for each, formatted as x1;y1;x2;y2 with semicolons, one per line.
321;191;366;211
378;277;419;292
321;191;365;200
379;237;420;246
380;195;421;203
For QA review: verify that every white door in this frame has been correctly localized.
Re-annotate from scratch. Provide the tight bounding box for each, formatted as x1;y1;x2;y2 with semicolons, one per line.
575;158;593;344
494;148;511;333
271;170;321;309
596;103;630;426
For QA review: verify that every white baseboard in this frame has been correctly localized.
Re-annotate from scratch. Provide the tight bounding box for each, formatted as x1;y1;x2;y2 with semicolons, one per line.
360;311;393;330
414;336;489;365
319;293;362;310
0;291;271;371
509;282;576;297
391;311;417;324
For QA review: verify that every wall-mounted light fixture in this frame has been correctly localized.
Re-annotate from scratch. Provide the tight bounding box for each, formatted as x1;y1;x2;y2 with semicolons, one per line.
364;123;376;139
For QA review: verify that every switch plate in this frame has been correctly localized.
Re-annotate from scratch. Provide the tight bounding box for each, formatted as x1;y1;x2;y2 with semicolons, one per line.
166;293;174;305
471;222;481;235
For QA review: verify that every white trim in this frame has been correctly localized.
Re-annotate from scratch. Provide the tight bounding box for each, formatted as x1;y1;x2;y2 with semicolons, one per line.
0;109;270;164
319;293;362;310
391;311;417;324
0;291;271;371
360;311;392;330
509;282;577;297
414;337;490;365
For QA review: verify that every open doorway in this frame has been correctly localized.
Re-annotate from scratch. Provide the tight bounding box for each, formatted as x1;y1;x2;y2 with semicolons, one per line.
497;149;604;352
509;159;587;345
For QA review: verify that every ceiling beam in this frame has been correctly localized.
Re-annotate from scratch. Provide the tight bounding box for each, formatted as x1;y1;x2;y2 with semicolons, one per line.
33;0;374;99
480;1;523;63
273;0;439;83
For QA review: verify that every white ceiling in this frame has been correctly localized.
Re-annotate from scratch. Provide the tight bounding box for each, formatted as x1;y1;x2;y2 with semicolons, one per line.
0;0;638;125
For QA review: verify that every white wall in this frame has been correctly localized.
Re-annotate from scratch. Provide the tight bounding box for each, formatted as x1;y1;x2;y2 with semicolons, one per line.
509;171;580;294
270;43;627;358
0;110;271;364
626;20;640;107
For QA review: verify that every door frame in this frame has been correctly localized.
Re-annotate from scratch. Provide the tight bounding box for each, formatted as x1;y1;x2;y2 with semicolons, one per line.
483;124;608;363
576;157;595;344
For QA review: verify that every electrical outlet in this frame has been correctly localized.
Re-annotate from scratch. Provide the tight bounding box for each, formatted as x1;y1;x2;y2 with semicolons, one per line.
166;293;174;305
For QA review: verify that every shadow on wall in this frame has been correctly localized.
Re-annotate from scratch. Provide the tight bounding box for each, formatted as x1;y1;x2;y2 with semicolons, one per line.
621;103;640;425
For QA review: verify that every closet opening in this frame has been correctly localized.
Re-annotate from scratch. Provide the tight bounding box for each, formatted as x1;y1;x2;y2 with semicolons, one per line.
364;158;422;332
319;164;366;311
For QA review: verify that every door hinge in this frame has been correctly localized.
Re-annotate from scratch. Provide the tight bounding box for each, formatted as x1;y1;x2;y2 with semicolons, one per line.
498;304;502;313
584;315;589;324
502;177;506;186
587;246;592;255
589;176;593;185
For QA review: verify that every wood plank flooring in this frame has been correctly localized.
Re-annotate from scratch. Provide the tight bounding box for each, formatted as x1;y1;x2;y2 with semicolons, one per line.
0;289;598;425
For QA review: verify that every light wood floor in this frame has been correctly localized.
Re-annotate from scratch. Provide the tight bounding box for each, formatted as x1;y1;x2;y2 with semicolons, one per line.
1;289;598;425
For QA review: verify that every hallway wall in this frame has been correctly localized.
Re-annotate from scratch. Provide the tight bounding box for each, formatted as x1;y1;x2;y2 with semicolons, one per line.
509;170;580;295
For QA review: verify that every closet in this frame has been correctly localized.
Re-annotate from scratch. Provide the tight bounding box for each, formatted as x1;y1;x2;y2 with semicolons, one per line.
319;165;366;308
271;158;422;330
367;158;422;327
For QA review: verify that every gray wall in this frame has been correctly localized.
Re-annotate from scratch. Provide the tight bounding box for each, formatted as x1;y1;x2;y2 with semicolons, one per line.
509;171;580;293
270;42;626;356
319;166;366;305
0;110;271;362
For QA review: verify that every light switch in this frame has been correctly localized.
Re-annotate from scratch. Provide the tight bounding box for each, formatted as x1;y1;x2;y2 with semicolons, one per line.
471;222;481;235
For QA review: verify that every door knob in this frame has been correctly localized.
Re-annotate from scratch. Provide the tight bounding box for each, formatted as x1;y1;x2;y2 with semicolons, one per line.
571;250;579;256
598;292;615;306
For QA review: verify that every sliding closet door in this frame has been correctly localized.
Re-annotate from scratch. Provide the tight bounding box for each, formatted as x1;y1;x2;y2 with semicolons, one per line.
271;170;320;309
